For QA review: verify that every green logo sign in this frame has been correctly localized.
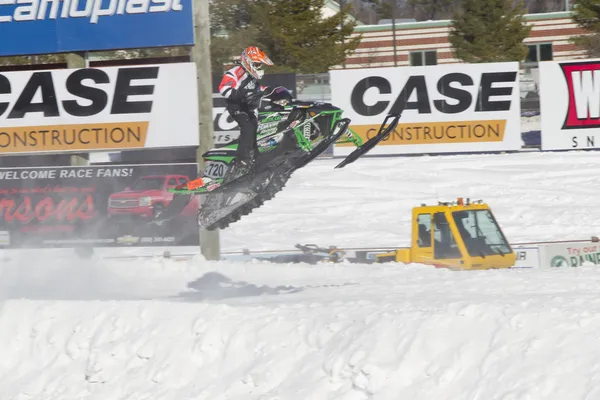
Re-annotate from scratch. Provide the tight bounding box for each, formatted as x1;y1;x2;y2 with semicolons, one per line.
551;255;570;268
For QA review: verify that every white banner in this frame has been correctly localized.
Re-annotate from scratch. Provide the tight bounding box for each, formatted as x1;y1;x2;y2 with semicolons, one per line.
540;59;600;151
330;62;522;156
538;241;600;268
0;63;199;155
512;246;540;268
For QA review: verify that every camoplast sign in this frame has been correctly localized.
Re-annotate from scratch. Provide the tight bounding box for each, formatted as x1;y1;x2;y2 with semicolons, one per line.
540;59;600;150
330;62;521;155
0;0;193;56
0;62;199;155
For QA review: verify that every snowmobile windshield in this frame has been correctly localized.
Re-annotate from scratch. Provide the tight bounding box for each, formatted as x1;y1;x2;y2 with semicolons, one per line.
452;210;512;258
130;177;164;190
264;86;294;105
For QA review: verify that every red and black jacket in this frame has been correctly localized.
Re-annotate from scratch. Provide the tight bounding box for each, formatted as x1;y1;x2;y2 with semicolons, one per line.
218;64;267;113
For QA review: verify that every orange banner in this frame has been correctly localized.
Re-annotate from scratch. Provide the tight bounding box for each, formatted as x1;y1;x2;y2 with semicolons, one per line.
339;120;507;146
0;122;149;153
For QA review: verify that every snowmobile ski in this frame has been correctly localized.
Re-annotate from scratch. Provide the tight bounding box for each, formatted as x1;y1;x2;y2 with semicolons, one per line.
150;192;193;225
334;113;401;169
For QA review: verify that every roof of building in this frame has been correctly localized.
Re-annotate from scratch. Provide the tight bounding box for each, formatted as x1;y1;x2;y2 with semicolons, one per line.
354;11;574;32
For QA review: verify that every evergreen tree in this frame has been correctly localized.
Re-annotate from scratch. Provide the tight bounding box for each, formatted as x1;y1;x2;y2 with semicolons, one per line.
449;0;531;63
209;0;258;72
571;0;600;57
210;0;361;74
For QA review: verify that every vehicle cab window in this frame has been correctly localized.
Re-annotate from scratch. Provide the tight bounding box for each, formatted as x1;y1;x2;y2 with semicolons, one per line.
416;213;432;247
433;212;461;259
452;210;511;257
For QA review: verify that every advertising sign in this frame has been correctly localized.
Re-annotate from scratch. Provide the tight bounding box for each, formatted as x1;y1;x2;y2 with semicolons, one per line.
330;62;522;155
212;73;297;147
512;245;539;268
538;241;600;268
0;164;200;248
0;0;193;56
539;59;600;150
0;63;198;155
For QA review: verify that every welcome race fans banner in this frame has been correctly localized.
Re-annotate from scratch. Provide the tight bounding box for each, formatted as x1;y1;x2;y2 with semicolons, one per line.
0;164;200;249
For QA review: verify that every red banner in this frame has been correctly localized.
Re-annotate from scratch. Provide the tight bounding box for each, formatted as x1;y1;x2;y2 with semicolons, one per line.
0;164;199;248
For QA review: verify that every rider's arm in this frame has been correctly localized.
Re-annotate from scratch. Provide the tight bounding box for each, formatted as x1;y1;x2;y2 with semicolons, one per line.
218;72;239;99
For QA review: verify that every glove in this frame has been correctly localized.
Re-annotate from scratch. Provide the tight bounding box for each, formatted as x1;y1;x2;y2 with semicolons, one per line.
245;89;264;109
245;89;263;103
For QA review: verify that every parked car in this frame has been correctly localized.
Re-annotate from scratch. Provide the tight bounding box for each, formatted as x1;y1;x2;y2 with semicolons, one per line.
108;174;194;220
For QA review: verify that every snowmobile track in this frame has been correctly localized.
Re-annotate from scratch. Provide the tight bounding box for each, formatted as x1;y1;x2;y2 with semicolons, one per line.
204;173;291;231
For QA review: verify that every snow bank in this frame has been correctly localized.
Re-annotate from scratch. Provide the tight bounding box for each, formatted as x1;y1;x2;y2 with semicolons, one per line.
3;253;600;399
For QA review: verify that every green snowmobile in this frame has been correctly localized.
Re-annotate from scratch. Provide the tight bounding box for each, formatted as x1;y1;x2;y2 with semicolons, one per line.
157;86;400;230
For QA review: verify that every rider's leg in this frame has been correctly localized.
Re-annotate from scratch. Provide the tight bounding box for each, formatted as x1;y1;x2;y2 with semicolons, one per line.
232;110;258;165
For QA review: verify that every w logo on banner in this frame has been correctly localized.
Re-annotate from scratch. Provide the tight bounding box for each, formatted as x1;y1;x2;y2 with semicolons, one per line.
561;61;600;129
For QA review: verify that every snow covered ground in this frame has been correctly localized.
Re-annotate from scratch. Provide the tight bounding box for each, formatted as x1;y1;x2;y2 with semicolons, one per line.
223;150;599;251
3;150;600;399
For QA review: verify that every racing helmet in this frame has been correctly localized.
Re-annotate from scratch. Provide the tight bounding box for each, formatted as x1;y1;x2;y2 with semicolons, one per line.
240;46;273;80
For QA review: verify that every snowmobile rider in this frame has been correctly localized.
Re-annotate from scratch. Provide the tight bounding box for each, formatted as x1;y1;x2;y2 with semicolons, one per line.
218;46;274;177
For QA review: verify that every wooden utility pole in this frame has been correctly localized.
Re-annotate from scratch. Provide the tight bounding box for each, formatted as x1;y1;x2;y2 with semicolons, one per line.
391;2;397;67
67;52;89;167
192;0;220;261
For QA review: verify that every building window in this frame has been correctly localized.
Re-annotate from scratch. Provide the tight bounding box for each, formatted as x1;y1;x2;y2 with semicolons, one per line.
409;51;437;66
526;43;553;63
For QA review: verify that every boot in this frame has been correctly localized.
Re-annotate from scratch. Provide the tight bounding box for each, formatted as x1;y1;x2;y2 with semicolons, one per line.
224;155;256;184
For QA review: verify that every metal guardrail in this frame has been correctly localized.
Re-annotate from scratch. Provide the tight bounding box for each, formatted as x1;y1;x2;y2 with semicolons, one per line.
91;236;600;262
